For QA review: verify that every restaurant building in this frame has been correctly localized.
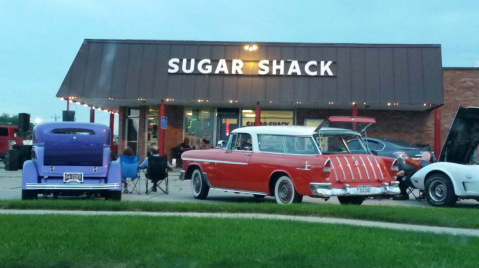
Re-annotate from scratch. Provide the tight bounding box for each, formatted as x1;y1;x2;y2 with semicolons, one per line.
56;39;476;160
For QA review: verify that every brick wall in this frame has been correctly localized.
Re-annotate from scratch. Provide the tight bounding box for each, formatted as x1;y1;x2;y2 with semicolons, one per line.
441;69;479;145
297;108;435;147
297;68;479;150
118;106;127;155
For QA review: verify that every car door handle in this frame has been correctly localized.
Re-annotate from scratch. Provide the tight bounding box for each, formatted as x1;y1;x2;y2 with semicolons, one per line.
244;153;252;156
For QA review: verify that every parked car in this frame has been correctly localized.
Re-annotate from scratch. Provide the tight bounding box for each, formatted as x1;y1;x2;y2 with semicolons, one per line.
21;122;122;200
180;117;400;205
407;106;479;207
342;137;434;161
0;125;26;159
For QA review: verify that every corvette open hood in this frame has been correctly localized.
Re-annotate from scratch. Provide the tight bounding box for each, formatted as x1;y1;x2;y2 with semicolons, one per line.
439;106;479;164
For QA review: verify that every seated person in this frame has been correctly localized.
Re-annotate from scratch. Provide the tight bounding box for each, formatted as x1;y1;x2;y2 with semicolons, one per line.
140;145;176;170
115;147;135;193
393;151;431;200
140;145;176;192
241;138;252;150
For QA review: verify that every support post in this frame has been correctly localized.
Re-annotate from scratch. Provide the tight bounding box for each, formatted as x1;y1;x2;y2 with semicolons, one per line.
67;98;70;111
352;103;358;131
90;107;95;123
109;112;114;146
159;100;165;156
255;102;261;126
434;108;441;158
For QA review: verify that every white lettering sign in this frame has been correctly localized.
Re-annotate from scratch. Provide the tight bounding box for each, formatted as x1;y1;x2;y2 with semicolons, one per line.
198;59;212;74
215;59;228;74
168;58;334;76
258;60;269;75
168;58;180;73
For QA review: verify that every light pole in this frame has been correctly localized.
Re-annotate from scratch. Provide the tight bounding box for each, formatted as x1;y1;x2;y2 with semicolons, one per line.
51;114;60;122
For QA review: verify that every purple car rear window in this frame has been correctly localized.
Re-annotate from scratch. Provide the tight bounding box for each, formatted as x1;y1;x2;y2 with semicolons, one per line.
51;129;95;135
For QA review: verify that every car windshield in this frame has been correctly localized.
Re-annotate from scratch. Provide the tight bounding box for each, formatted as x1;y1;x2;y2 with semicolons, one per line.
315;133;369;154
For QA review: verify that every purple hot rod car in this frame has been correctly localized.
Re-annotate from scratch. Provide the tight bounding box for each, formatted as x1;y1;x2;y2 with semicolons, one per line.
21;122;122;200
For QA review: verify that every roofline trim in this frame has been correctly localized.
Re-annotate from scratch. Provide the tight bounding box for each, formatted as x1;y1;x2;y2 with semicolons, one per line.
82;39;442;48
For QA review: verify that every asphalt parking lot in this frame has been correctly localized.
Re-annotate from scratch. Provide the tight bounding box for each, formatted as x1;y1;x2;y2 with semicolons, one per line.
1;161;478;208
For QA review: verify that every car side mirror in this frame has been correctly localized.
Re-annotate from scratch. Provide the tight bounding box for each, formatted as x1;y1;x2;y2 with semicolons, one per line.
371;150;378;156
217;140;226;148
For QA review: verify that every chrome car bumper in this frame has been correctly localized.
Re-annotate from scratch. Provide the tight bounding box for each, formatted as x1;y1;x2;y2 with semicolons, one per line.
310;182;400;197
25;183;121;190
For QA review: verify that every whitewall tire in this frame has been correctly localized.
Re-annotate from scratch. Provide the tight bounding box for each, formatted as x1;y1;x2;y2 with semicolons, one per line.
274;176;303;204
191;168;209;199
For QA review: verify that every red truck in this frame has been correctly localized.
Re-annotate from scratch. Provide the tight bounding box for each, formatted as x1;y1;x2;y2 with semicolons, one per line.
0;125;26;158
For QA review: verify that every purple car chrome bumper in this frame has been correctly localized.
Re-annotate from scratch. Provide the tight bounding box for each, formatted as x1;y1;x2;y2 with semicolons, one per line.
25;183;121;190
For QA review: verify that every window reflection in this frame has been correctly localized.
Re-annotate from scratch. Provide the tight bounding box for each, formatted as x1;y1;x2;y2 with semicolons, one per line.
184;108;213;149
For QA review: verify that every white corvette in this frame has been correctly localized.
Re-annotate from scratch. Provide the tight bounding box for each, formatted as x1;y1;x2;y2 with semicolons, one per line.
408;106;479;207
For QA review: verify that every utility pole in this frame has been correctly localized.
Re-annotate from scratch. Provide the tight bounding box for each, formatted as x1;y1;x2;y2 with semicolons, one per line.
51;114;60;122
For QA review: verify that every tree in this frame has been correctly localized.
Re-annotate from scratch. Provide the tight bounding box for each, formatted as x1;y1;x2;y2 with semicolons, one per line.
0;112;18;125
0;113;34;129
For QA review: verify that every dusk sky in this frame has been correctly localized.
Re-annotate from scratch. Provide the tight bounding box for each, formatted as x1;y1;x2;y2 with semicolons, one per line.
1;0;478;134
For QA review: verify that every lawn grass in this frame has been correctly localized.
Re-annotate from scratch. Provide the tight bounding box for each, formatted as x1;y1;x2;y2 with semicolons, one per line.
1;199;479;229
1;214;478;268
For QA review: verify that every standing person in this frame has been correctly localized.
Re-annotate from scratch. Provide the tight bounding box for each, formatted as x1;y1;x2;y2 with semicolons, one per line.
179;137;192;152
201;138;211;149
177;137;192;167
393;151;431;200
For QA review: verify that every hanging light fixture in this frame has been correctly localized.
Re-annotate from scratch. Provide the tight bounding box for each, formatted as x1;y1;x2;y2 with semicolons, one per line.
244;44;258;51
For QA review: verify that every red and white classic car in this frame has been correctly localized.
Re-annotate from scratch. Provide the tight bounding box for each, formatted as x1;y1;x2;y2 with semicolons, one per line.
180;117;400;205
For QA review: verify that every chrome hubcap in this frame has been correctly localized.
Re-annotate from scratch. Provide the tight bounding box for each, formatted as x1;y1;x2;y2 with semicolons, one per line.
193;173;201;194
279;180;293;203
429;180;447;202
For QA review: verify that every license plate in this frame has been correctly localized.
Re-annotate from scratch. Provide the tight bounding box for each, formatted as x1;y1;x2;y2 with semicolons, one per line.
357;186;371;194
63;173;83;183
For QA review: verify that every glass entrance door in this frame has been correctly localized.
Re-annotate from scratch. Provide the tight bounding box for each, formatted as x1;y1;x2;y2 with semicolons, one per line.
216;108;240;145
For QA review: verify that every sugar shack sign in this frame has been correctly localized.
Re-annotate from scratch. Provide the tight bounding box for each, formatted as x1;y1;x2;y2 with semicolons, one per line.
168;58;334;76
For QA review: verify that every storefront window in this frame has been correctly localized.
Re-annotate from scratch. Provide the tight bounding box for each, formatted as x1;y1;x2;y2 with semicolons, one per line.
184;108;214;149
147;107;158;115
216;108;239;145
146;116;158;150
241;110;294;127
125;108;140;154
126;118;139;154
128;108;140;116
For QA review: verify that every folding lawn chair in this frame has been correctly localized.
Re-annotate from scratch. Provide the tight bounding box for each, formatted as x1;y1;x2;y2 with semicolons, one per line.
145;155;169;194
120;155;141;194
407;186;425;201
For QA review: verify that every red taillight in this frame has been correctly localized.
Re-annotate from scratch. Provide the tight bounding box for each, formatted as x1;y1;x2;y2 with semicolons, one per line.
323;159;331;173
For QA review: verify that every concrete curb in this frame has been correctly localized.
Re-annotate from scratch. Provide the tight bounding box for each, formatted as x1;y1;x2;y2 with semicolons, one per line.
1;209;479;237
